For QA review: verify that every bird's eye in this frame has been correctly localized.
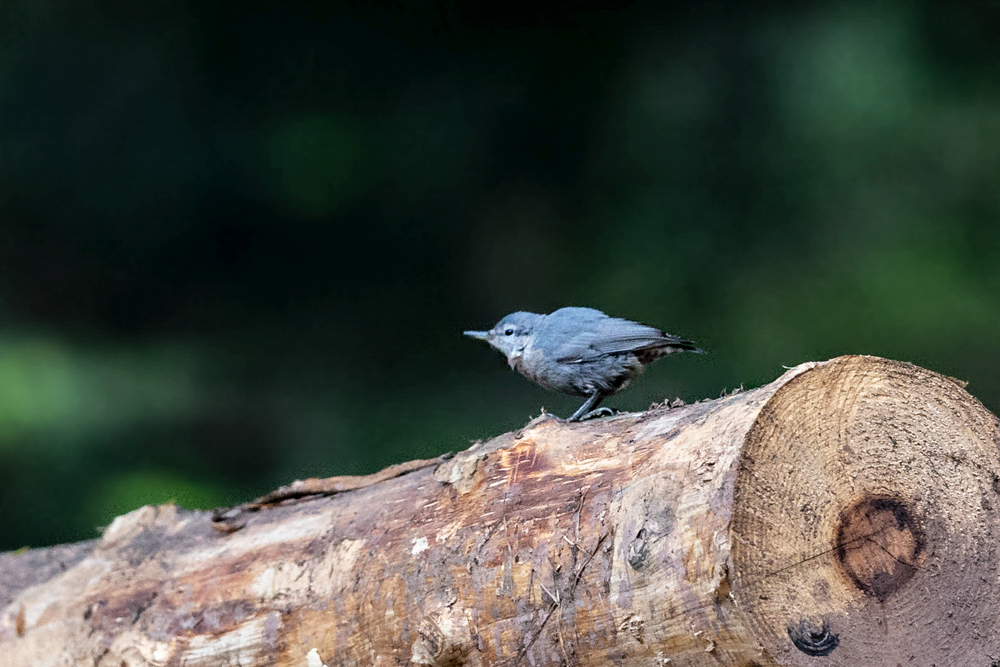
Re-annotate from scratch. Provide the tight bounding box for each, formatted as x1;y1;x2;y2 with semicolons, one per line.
504;328;515;336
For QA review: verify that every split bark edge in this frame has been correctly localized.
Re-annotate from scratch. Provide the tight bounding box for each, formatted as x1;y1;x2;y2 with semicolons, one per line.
1;355;999;667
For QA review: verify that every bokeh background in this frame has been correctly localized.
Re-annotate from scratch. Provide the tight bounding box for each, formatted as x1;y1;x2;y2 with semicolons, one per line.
2;0;1000;550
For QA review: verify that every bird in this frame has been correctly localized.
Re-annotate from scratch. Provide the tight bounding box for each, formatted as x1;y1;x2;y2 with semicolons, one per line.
464;307;702;421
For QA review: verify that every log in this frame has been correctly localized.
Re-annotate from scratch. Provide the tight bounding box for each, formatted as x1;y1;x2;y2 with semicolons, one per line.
2;355;999;666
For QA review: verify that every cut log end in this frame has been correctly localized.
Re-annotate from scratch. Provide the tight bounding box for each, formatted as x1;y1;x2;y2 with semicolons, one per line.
731;356;1000;666
3;355;999;666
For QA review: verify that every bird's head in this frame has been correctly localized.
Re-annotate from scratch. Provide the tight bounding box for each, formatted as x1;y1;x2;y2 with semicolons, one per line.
464;311;538;366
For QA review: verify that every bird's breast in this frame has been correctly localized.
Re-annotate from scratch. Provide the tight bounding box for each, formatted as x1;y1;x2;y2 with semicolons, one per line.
511;347;544;382
511;347;592;396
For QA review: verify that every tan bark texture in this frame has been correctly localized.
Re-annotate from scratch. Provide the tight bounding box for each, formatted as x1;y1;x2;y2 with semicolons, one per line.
2;355;999;667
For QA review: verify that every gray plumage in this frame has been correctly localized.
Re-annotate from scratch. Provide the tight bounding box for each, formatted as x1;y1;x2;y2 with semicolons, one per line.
464;307;702;421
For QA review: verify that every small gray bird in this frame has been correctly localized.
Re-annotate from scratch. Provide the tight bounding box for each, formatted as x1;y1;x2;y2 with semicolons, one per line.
464;307;702;421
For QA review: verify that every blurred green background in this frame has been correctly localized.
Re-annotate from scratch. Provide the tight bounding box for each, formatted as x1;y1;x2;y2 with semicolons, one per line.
2;1;999;550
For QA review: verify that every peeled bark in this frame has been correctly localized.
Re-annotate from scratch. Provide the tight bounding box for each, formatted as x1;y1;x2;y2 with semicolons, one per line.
2;355;999;666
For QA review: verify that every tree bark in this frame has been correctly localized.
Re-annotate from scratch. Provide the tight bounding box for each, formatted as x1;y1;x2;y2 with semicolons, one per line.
2;355;999;666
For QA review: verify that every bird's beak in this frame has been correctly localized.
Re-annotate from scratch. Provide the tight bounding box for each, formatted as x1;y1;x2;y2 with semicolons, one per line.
463;330;491;341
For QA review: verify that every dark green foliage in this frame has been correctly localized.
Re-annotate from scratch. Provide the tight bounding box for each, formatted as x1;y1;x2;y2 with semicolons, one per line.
2;1;999;548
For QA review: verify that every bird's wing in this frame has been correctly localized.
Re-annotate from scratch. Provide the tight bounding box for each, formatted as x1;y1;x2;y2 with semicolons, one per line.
539;308;608;363
552;318;692;363
548;330;601;364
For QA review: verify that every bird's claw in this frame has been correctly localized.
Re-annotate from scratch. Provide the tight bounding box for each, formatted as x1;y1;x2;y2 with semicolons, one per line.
580;407;615;421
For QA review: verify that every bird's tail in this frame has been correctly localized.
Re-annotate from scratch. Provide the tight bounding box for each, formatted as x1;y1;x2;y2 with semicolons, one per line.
663;336;703;354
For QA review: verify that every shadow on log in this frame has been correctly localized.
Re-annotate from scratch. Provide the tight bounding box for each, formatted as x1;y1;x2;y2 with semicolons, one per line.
2;355;999;666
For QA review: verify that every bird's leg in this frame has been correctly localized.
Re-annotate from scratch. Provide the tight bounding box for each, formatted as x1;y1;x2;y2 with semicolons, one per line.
567;391;612;422
567;392;600;421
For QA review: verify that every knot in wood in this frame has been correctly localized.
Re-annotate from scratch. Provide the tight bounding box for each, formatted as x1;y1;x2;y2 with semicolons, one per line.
787;618;838;656
411;611;470;667
835;495;924;602
627;528;650;570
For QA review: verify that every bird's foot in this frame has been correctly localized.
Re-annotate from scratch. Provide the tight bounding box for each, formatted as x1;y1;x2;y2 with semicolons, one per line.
579;407;615;421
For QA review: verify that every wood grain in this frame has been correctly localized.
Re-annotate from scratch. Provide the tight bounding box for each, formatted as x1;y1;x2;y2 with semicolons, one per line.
1;356;997;666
